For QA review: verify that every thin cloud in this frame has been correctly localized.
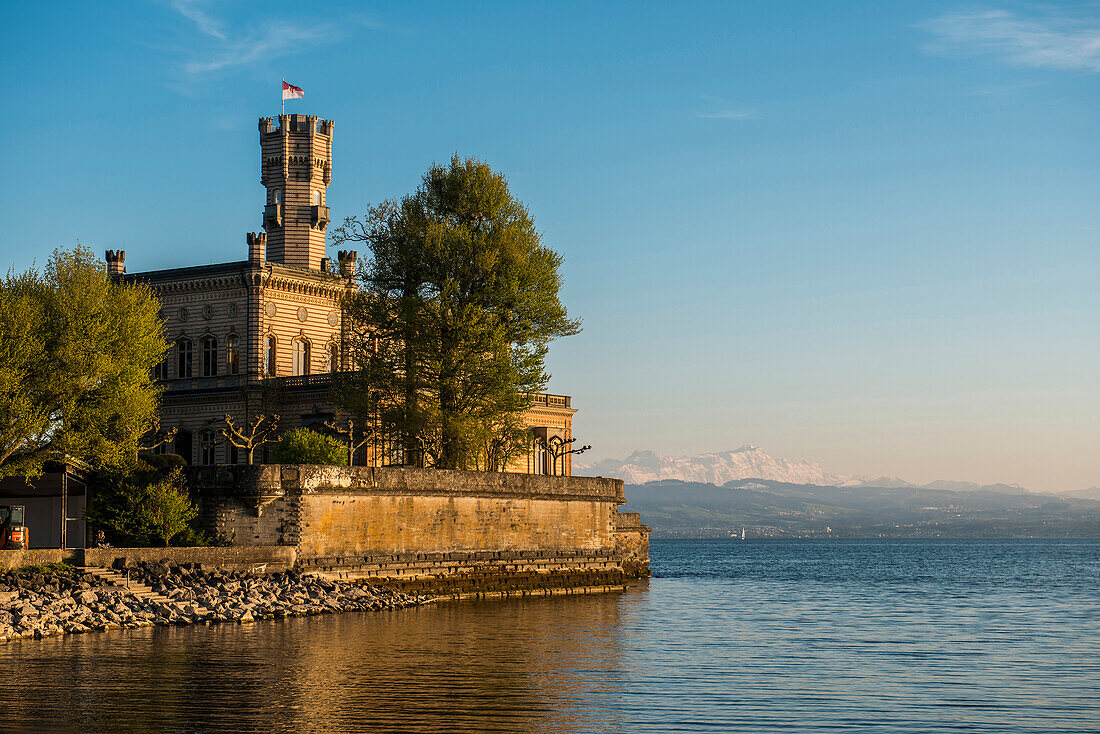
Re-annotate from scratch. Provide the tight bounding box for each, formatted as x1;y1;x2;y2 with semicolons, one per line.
166;1;372;78
696;95;759;120
921;8;1100;72
172;0;225;40
697;108;759;120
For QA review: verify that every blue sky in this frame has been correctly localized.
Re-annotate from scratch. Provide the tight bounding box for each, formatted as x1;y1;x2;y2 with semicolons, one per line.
1;1;1097;490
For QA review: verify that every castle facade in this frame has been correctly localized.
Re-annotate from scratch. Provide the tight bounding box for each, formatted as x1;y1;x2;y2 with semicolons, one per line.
114;114;575;474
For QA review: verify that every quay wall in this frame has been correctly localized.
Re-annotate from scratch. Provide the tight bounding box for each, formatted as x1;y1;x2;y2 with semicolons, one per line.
183;465;649;593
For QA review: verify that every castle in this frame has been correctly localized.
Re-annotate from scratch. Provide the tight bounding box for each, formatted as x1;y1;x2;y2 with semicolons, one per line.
115;114;575;474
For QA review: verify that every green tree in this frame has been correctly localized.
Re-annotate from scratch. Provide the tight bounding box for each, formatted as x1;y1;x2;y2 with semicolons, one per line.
143;471;198;546
87;463;202;547
0;245;167;478
333;155;580;470
272;428;348;465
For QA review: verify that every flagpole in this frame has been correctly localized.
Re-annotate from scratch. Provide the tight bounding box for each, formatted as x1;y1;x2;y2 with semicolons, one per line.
281;78;284;117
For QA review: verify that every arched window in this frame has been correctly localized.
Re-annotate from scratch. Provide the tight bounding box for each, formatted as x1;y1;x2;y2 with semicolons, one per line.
200;429;215;466
152;348;169;381
201;336;217;377
312;190;322;206
226;335;240;375
292;339;311;376
265;335;277;376
176;338;192;378
272;189;282;205
327;343;339;372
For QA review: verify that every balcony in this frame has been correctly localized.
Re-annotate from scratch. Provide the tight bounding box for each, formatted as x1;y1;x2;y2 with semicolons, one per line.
311;205;329;229
529;392;571;409
264;203;283;228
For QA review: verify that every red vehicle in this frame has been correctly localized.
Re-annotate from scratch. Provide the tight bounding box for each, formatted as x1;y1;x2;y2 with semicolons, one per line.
0;505;28;549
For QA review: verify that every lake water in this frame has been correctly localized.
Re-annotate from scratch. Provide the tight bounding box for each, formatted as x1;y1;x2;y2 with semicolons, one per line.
1;539;1097;733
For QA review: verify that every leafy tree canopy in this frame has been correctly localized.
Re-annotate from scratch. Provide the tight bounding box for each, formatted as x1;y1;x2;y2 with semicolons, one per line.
334;155;580;470
272;428;348;466
0;246;167;478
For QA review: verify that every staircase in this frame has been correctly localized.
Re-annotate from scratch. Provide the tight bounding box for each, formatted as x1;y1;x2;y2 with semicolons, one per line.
79;566;206;613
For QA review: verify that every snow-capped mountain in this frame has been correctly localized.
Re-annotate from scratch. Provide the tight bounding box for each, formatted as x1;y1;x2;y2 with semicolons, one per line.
576;446;848;486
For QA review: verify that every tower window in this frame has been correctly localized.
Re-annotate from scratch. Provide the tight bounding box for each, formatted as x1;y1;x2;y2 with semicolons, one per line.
273;189;282;205
292;339;311;377
176;338;193;378
226;335;240;375
201;336;217;377
327;343;339;372
312;190;322;206
265;336;277;376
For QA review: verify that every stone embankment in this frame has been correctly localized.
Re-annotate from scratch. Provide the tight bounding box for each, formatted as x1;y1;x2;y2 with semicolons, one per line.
0;562;421;644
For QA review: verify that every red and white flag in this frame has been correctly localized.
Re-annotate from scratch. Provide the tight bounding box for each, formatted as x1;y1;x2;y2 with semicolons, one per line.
282;81;304;100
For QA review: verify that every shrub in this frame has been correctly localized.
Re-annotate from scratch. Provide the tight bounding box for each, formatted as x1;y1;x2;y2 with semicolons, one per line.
87;462;208;547
272;428;347;466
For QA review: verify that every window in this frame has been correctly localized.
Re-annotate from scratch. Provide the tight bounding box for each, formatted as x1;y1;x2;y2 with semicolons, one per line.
153;349;169;381
200;430;215;466
327;343;339;372
175;429;193;465
228;442;239;465
312;190;322;206
176;338;192;378
226;335;240;375
265;336;277;376
201;336;217;377
273;189;282;205
292;339;310;376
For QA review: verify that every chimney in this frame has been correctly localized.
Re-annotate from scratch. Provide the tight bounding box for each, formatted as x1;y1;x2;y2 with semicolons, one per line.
247;232;267;263
105;250;126;276
337;250;357;278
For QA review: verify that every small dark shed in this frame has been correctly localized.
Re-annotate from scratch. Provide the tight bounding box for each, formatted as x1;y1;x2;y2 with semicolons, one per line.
0;462;89;549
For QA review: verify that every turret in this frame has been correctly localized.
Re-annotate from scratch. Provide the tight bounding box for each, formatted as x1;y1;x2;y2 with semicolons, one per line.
338;250;357;278
247;232;266;263
105;250;126;276
258;114;334;271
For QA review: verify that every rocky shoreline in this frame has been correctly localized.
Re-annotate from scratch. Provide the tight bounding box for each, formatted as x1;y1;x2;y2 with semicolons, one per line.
0;562;424;643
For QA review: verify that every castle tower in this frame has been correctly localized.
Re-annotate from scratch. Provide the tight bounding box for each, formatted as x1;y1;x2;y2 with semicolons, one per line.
258;114;334;270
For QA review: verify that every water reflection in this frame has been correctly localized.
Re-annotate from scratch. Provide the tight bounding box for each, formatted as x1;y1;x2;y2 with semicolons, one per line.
0;587;641;734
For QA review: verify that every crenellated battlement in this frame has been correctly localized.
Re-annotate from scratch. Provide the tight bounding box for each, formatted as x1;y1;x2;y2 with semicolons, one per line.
258;114;334;137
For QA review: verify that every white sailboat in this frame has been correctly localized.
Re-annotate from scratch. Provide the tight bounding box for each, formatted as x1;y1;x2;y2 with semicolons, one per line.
741;527;746;541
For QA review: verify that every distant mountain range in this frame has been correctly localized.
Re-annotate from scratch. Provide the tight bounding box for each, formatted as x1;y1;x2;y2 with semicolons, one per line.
619;478;1100;539
578;446;1099;538
577;446;1032;494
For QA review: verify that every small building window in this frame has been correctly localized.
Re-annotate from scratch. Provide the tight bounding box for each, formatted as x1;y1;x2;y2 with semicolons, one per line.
229;442;239;465
312;190;322;206
176;338;193;378
201;336;217;377
327;343;339;372
292;339;311;376
226;335;240;375
265;335;277;376
200;430;215;466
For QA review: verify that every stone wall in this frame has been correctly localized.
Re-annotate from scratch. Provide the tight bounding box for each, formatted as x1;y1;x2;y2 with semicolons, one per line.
185;465;649;587
613;512;652;578
0;549;72;570
82;545;296;573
